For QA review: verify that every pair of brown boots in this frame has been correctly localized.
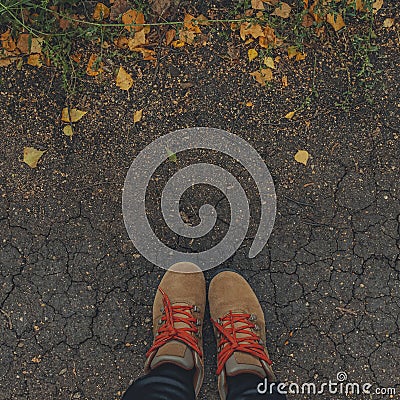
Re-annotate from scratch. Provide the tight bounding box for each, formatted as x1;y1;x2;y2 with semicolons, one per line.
144;262;276;399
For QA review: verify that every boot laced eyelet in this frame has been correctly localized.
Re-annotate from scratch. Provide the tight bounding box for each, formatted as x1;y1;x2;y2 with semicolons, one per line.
196;318;201;326
249;314;257;321
193;305;200;313
253;324;260;331
158;318;163;325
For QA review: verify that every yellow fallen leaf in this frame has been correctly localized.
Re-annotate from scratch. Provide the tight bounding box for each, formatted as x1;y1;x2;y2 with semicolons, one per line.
0;58;18;67
372;0;383;13
128;30;146;50
179;29;195;44
63;125;73;137
294;150;309;166
259;25;279;48
250;68;273;86
27;54;42;67
285;111;295;119
251;0;265;10
23;147;46;168
383;18;394;27
16;33;30;53
1;29;16;51
184;14;201;34
264;56;275;69
287;46;307;60
246;101;253;107
272;2;292;18
122;9;145;32
240;23;265;40
326;13;346;31
134;109;143;123
93;3;110;21
61;108;87;123
166;29;176;46
30;37;43;54
248;48;258;61
171;39;185;48
116;66;133;90
86;53;103;76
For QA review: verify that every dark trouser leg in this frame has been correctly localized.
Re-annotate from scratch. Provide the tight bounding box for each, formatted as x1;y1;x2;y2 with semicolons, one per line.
227;374;288;400
122;364;196;400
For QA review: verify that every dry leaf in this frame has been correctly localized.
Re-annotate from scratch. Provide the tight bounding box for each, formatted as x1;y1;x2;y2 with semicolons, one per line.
134;109;143;123
23;147;45;168
16;33;30;53
288;46;306;60
264;56;275;69
116;66;133;90
128;30;146;49
294;150;309;166
63;125;73;137
31;356;42;363
61;108;87;122
93;3;110;21
137;48;156;61
251;0;265;10
179;30;195;44
59;18;71;30
285;111;295;119
326;13;346;31
383;18;394;27
250;68;273;86
114;36;129;49
171;40;185;48
110;0;131;21
354;0;365;11
166;29;176;45
240;23;265;40
86;53;103;76
372;0;383;13
150;0;172;16
1;29;16;51
248;48;258;61
184;14;202;34
0;58;18;67
259;25;280;48
70;52;82;63
302;13;314;27
122;9;145;32
27;54;42;67
272;2;292;18
30;38;43;54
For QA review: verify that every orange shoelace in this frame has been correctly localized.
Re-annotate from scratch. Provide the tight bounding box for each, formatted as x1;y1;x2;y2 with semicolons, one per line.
146;287;202;358
211;311;272;375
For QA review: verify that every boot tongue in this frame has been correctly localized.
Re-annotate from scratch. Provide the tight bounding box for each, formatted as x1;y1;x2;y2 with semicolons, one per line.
151;302;196;370
151;340;195;370
222;310;266;378
225;352;266;378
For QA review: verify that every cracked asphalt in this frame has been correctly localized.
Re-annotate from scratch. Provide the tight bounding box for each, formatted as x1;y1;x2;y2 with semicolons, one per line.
1;8;399;400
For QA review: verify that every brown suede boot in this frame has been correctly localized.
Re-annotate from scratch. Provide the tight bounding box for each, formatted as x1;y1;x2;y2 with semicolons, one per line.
144;262;206;397
208;271;276;400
